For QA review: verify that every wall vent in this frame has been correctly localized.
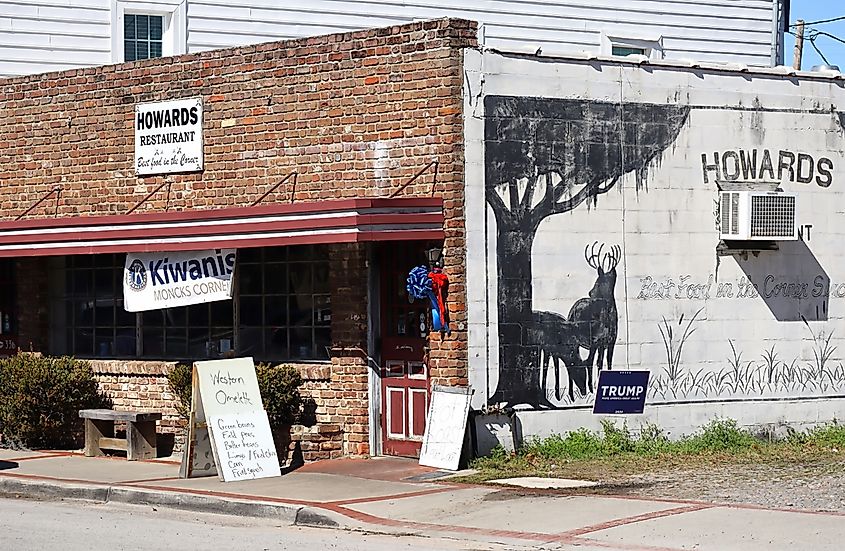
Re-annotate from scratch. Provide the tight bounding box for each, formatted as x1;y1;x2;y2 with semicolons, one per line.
719;191;797;241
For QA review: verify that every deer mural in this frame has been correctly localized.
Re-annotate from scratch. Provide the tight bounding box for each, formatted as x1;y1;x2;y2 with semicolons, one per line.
568;242;621;393
485;96;689;407
529;310;589;402
529;242;621;403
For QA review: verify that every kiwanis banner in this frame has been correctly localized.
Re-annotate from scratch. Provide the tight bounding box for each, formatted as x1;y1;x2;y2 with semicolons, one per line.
123;249;235;312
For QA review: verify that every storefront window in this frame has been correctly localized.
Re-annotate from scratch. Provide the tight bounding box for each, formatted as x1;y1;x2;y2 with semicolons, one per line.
48;246;330;362
237;245;331;361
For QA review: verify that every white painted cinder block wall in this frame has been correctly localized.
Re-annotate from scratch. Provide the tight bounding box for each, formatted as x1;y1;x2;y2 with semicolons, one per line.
464;48;845;439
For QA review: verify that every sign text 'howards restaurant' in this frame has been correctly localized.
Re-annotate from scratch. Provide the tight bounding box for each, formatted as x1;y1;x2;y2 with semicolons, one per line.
135;97;203;176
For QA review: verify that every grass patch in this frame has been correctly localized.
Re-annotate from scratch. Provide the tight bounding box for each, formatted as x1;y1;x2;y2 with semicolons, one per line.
463;418;845;484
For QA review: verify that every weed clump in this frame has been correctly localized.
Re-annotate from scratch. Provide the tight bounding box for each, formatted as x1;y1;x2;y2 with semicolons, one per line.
678;418;758;454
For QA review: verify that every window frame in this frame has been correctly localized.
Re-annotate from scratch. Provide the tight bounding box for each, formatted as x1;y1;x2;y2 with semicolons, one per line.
49;246;331;363
110;0;186;63
601;32;664;60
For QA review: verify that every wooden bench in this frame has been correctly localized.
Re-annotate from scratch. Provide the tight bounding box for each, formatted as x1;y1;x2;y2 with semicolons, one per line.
79;409;162;461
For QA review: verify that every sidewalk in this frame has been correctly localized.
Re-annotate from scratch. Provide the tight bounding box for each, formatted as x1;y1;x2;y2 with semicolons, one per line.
1;449;843;550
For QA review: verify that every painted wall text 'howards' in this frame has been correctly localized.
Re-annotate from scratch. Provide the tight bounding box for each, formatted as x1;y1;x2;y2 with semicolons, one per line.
701;149;833;187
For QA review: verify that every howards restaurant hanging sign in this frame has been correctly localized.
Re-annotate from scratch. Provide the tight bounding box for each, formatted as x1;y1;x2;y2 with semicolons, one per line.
135;97;203;175
123;249;235;312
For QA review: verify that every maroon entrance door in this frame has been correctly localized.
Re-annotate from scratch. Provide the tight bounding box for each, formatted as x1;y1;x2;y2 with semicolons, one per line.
379;244;430;457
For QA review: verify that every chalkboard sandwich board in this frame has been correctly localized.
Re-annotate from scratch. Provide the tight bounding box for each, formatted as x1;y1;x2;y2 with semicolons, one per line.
180;357;281;482
419;385;473;471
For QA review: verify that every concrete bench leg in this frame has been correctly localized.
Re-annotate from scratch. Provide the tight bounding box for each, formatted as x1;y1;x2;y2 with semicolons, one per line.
84;419;113;457
127;421;157;461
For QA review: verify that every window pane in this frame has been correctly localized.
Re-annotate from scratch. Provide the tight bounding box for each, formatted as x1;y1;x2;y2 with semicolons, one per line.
238;327;263;357
290;295;312;326
149;16;163;40
94;303;114;329
238;248;262;263
124;41;137;62
239;263;262;294
314;263;329;293
288;264;312;293
136;15;149;39
314;329;330;360
94;269;113;296
142;326;164;357
94;254;116;268
163;307;186;328
72;256;93;269
290;327;312;359
166;328;187;357
136;40;149;60
266;327;288;358
210;300;233;326
150;41;162;58
612;46;646;56
74;328;94;356
76;300;94;327
72;271;92;296
189;327;210;358
288;245;313;262
264;295;288;327
264;263;287;293
116;303;134;326
95;332;114;356
314;294;330;326
187;303;209;327
264;246;286;262
240;296;263;326
213;329;234;356
115;328;136;356
124;15;136;39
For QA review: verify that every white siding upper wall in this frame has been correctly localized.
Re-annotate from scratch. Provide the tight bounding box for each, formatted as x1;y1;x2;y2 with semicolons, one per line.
186;0;777;64
1;0;780;78
0;0;111;77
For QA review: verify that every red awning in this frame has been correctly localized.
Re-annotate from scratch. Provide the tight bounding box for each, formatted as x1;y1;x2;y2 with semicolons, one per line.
0;198;444;257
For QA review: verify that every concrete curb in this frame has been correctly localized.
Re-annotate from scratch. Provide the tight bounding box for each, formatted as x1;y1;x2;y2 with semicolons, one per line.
0;477;337;527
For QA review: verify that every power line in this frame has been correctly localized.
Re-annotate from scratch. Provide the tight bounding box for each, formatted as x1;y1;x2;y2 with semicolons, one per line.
790;15;845;28
808;37;832;66
811;30;845;46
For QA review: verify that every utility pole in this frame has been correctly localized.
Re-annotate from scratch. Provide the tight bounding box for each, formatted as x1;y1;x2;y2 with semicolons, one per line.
793;19;805;70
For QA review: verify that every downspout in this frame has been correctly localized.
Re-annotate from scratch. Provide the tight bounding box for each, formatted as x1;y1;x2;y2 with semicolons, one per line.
770;0;781;66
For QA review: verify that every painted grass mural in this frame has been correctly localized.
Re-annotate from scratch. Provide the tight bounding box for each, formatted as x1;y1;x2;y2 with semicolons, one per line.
649;314;845;400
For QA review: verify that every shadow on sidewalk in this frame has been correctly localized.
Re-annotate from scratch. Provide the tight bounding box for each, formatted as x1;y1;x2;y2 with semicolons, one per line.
0;460;18;471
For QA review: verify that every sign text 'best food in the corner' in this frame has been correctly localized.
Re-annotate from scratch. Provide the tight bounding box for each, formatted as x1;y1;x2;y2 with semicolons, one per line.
135;97;203;175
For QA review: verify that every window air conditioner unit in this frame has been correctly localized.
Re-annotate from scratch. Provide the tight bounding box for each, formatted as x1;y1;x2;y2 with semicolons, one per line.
719;190;797;241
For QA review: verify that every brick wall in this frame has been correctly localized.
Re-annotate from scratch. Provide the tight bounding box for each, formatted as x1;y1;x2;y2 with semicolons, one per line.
327;242;370;456
2;18;476;459
89;360;184;452
91;359;351;461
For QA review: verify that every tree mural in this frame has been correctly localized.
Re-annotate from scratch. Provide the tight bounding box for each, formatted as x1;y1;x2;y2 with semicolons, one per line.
484;95;690;407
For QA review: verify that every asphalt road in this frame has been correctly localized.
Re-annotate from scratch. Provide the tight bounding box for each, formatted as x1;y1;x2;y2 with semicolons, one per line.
0;497;523;551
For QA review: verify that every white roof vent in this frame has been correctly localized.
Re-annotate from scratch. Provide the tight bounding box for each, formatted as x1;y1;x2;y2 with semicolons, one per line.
719;190;797;241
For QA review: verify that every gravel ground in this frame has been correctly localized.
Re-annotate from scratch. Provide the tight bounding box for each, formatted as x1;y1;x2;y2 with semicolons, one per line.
605;460;845;512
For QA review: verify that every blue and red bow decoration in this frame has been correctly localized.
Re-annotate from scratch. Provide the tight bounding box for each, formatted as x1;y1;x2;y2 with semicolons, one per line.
406;265;450;334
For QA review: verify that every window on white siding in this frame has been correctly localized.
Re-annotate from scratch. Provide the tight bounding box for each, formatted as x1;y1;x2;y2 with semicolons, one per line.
124;14;164;62
111;1;186;63
601;32;663;60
